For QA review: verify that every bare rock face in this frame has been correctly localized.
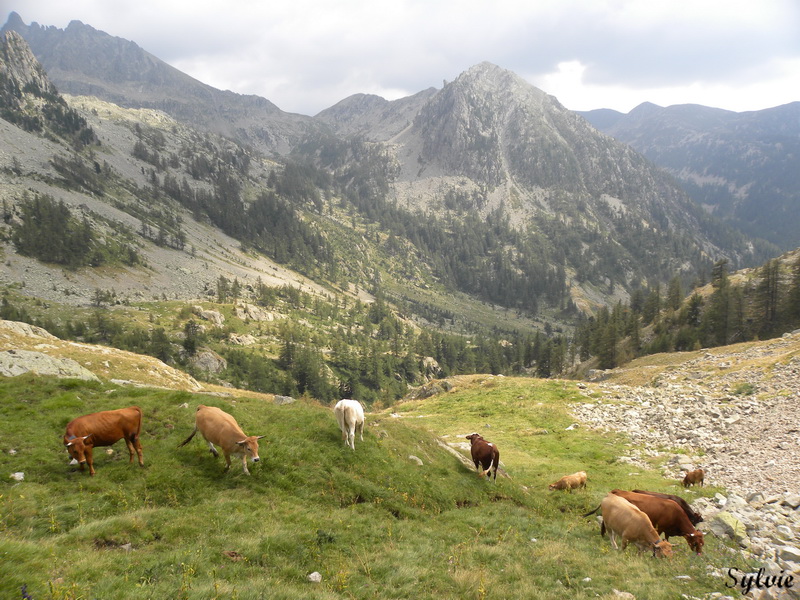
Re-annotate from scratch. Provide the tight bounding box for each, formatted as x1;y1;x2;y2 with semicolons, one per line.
0;348;99;380
188;349;227;374
0;30;57;105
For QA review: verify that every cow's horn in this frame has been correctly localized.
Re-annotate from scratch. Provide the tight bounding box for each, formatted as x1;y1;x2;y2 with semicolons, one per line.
256;435;267;440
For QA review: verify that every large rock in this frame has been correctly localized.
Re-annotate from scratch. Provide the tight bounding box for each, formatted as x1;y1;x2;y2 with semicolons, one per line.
234;303;276;322
189;349;227;374
0;349;99;381
710;512;748;544
0;320;57;339
193;307;225;326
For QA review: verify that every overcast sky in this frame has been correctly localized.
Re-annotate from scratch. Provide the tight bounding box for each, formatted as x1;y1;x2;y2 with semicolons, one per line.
6;1;800;116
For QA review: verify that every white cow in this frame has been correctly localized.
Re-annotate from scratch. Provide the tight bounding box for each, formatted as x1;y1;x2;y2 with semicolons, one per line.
178;405;265;475
334;399;365;450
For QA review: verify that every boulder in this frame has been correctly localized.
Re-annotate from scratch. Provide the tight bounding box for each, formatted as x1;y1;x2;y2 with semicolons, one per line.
189;350;227;374
710;512;748;544
193;306;225;326
0;349;99;381
234;303;275;322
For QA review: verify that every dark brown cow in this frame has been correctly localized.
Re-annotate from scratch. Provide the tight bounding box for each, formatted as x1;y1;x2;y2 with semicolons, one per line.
683;468;705;487
611;489;704;554
63;406;144;476
632;489;703;525
465;433;499;481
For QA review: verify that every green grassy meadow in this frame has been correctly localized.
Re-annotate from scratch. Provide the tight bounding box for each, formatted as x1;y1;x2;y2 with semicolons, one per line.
1;374;745;599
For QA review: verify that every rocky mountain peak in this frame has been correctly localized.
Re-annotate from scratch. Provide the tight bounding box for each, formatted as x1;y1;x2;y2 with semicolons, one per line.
0;29;57;99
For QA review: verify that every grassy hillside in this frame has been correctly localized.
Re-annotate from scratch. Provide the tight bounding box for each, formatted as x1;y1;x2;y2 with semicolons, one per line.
0;373;746;599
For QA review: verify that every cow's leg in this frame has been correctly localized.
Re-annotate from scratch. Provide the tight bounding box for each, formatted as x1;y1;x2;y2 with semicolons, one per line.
241;454;250;475
608;531;618;549
207;441;219;457
131;433;144;466
357;419;364;441
125;437;136;463
86;447;96;476
223;453;231;472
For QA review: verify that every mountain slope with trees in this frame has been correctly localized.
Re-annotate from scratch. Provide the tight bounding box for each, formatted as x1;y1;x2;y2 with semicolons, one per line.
580;101;800;250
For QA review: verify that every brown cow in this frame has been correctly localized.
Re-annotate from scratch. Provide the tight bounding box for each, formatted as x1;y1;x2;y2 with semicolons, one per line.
179;405;265;475
549;470;587;492
683;468;705;487
585;493;672;557
632;489;703;525
611;489;704;554
465;433;499;481
63;406;144;476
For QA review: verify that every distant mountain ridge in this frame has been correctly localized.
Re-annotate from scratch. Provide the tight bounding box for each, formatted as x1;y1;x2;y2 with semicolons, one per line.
1;11;323;155
0;12;781;322
580;101;800;250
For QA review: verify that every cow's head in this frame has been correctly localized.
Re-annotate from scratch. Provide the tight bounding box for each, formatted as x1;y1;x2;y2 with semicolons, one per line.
465;433;483;445
686;531;704;554
64;434;93;467
236;435;266;462
652;540;673;558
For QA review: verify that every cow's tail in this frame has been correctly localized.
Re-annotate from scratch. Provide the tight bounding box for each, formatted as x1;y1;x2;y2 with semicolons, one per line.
582;504;601;518
178;428;198;448
131;405;143;443
491;449;500;481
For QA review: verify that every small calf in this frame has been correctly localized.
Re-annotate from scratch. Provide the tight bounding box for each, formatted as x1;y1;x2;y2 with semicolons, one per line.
683;468;705;487
549;470;587;492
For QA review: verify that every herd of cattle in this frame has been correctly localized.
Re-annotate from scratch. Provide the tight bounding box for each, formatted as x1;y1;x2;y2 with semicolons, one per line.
62;402;706;558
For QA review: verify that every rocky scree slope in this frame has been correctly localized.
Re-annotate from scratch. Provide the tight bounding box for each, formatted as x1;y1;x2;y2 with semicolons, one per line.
573;331;800;587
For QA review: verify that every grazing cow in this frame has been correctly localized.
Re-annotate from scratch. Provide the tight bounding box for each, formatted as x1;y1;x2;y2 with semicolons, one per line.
632;489;703;525
549;470;587;492
683;468;705;487
334;399;365;451
63;406;144;476
465;433;500;481
611;489;704;554
178;405;265;475
585;493;673;558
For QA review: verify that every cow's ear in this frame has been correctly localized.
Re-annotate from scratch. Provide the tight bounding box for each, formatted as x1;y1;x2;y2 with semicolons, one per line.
236;439;247;446
66;441;73;447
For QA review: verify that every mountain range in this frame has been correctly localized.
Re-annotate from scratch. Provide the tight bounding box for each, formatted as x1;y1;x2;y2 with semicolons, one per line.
0;12;792;333
580;101;800;250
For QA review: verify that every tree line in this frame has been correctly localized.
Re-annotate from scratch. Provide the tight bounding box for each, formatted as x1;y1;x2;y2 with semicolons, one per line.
575;254;800;370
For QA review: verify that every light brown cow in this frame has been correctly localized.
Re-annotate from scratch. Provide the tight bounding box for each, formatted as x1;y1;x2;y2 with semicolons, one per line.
683;468;705;487
585;493;673;558
178;405;265;475
549;470;587;491
63;406;144;476
611;489;705;554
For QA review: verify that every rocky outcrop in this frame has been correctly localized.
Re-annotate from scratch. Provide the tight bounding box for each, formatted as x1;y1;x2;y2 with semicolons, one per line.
188;349;227;374
0;30;57;107
0;348;99;380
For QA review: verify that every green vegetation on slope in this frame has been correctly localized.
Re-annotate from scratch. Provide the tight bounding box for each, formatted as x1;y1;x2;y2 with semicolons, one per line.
1;374;743;599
